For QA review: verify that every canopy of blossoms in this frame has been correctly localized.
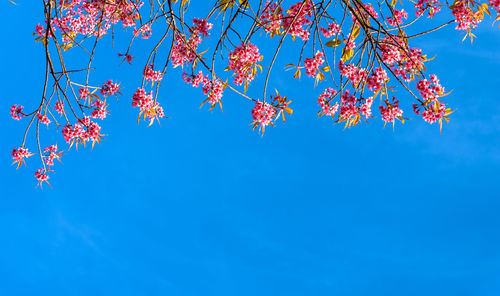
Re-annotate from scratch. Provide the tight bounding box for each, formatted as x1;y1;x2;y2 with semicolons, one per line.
9;0;499;186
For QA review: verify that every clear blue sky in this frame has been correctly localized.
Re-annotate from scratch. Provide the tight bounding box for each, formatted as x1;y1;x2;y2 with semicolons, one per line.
1;2;500;295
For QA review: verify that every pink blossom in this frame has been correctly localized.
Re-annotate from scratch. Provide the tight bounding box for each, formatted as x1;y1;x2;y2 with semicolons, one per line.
85;120;102;142
133;23;152;39
421;104;446;124
143;64;163;83
260;1;284;34
451;2;482;31
366;67;389;93
171;18;212;67
191;18;213;37
34;23;45;36
338;90;358;119
228;43;262;85
414;75;448;124
283;0;314;41
55;101;65;115
37;113;51;126
12;147;34;168
360;97;374;118
62;123;86;144
91;99;108;119
10;104;24;120
320;22;341;38
304;51;325;77
318;88;339;117
34;168;50;187
387;9;408;26
251;101;276;131
118;52;134;64
100;80;120;97
44;0;144;39
339;60;367;87
414;0;441;18
183;71;224;108
379;97;403;123
345;39;356;50
352;4;379;26
416;74;444;102
131;88;165;123
79;87;90;100
490;0;500;13
43;144;63;167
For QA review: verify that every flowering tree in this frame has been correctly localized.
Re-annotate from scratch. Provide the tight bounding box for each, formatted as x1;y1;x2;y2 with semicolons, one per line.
9;0;500;187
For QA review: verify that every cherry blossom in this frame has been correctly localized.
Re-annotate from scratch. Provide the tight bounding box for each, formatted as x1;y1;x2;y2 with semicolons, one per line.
37;113;51;126
251;101;277;133
228;43;263;85
12;147;34;168
304;51;325;77
379;97;404;124
10;105;24;120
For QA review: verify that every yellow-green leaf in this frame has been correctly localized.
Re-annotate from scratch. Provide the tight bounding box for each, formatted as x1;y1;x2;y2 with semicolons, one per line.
325;39;342;47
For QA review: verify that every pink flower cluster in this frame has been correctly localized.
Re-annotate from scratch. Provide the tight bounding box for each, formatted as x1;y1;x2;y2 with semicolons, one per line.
42;0;142;39
11;78;121;187
183;71;224;108
451;2;482;31
10;104;24;120
171;18;213;67
191;18;213;38
366;67;389;93
304;51;325;77
12;147;33;168
379;97;403;123
144;64;163;83
79;87;90;100
283;0;314;41
414;74;448;123
318;88;339;117
43;145;63;167
91;99;108;119
133;24;152;39
420;103;446;124
379;37;424;81
339;60;367;87
260;1;284;34
338;90;362;119
131;88;165;122
387;9;408;26
414;0;441;18
360;97;374;118
228;43;262;85
318;89;374;123
251;101;277;131
416;74;444;102
490;0;500;13
259;1;314;40
345;37;356;50
100;80;121;97
55;101;65;114
62;118;102;145
171;35;200;67
320;22;341;38
37;113;51;126
352;4;379;26
34;169;49;187
34;24;45;37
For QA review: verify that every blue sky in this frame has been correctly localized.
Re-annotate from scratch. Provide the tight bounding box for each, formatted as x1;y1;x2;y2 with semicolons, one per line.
1;2;500;295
